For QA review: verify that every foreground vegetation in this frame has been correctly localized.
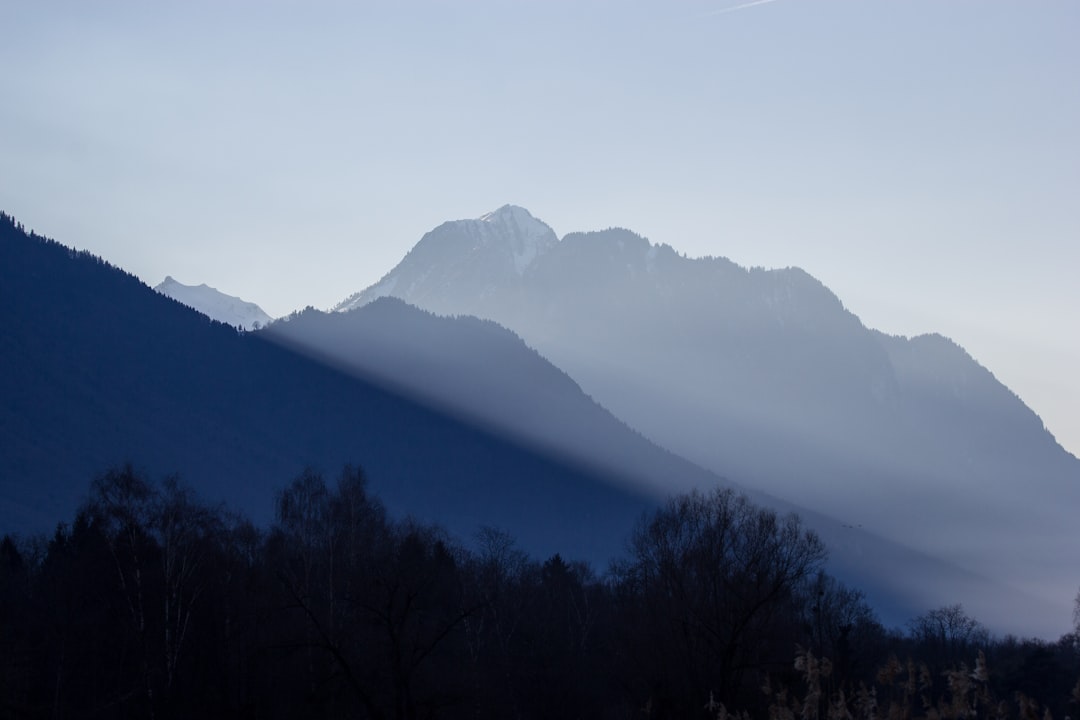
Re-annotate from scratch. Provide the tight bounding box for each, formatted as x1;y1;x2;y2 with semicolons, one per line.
1;466;1077;719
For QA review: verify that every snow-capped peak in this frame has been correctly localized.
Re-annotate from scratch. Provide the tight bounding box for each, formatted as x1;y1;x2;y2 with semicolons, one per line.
471;204;557;274
332;205;559;313
155;276;274;330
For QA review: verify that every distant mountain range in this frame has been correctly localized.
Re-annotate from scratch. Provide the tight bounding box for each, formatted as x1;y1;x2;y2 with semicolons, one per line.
335;204;1080;635
155;275;273;330
3;205;1076;636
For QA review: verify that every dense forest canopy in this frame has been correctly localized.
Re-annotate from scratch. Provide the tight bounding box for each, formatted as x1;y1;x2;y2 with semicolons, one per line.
2;466;1078;719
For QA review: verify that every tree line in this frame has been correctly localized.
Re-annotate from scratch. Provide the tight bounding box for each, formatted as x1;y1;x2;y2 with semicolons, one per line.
1;465;1078;719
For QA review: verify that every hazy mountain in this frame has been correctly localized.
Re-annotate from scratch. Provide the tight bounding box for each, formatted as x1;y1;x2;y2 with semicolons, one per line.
263;297;714;497
335;205;1080;635
271;293;1061;633
0;212;660;565
155;275;273;330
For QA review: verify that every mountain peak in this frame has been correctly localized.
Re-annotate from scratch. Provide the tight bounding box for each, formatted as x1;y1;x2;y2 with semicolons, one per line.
334;206;558;313
471;204;556;274
154;276;273;330
478;204;535;224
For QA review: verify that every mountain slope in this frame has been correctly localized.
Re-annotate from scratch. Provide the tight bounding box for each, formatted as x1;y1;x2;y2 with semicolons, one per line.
155;275;273;330
335;206;1080;635
269;296;1065;633
0;212;656;565
263;296;719;498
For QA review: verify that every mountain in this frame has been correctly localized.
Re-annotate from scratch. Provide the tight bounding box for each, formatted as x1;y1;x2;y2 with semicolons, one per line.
0;212;659;566
335;205;1080;635
2;210;1063;633
266;295;1073;631
262;296;725;498
155;275;274;330
337;204;557;316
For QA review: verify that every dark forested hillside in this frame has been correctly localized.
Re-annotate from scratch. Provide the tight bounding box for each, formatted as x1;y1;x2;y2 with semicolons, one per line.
0;212;654;563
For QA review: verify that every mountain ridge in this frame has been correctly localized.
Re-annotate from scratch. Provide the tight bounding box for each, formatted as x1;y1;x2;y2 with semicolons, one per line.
264;295;1063;635
264;295;718;499
332;205;1080;634
4;207;1075;635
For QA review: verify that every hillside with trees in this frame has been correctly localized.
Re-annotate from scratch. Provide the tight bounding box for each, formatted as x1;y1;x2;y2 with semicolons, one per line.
0;211;655;565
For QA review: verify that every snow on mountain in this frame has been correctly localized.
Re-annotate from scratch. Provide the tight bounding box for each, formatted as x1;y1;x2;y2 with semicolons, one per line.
335;204;557;313
155;276;274;330
477;204;557;274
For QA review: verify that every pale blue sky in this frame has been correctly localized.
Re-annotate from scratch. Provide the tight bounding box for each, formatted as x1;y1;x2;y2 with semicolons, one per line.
2;1;1078;456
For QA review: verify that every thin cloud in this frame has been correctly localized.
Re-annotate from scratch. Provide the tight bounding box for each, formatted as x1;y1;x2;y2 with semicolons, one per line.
701;0;783;17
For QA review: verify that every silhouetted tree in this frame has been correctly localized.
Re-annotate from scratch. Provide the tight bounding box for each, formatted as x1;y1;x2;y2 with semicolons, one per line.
266;466;481;718
8;465;1080;718
612;487;827;715
0;535;31;714
907;603;990;668
85;465;164;716
800;570;887;694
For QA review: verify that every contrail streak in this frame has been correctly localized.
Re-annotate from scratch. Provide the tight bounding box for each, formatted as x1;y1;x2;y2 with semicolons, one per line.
701;0;783;17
